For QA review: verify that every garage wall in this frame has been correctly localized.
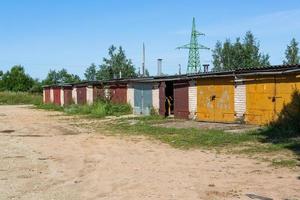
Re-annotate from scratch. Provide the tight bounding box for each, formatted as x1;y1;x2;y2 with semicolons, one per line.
234;79;246;121
60;88;64;106
152;83;159;112
158;82;166;116
188;80;197;119
72;88;77;104
127;83;134;108
86;86;93;105
50;88;54;103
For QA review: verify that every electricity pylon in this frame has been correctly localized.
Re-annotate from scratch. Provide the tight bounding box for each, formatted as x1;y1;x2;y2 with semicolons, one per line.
177;17;209;74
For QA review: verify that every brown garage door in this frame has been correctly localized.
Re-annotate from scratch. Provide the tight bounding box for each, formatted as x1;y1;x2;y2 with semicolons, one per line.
77;86;87;104
174;81;189;119
64;88;73;105
110;84;127;104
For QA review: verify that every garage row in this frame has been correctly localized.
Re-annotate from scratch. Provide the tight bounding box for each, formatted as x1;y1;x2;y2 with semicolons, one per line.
43;65;300;125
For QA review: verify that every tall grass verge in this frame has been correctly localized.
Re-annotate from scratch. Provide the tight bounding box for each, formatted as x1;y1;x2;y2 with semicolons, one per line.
36;100;132;118
0;91;42;105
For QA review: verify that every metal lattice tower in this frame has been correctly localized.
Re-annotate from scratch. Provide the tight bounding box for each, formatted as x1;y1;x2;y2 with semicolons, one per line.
177;17;209;74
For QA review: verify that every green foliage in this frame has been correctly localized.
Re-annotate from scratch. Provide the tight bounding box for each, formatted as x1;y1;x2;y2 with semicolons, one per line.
283;38;300;65
268;90;300;137
0;91;42;105
0;65;35;92
96;45;137;80
35;103;64;111
43;68;81;85
38;100;132;118
212;31;270;71
84;63;97;81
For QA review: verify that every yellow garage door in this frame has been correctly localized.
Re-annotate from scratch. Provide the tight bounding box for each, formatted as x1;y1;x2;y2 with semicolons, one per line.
197;77;235;122
245;74;300;125
245;76;275;125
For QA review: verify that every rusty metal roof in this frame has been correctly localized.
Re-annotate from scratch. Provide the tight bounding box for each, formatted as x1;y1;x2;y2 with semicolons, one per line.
43;64;300;87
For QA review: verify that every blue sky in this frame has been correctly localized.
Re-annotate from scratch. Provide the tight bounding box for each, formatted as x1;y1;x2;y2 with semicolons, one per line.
0;0;299;79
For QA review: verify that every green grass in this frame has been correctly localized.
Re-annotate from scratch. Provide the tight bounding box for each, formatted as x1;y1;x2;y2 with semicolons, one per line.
106;117;299;167
36;100;132;118
109;119;258;149
0;91;42;105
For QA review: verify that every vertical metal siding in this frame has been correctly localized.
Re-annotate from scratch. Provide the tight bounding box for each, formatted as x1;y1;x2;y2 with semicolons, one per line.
134;83;153;115
77;86;87;105
110;84;127;104
174;81;189;119
197;77;235;122
64;88;73;105
245;74;300;125
44;88;51;104
53;88;61;106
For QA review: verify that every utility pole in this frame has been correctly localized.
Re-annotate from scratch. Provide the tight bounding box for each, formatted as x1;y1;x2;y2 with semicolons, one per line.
142;43;145;77
177;17;209;74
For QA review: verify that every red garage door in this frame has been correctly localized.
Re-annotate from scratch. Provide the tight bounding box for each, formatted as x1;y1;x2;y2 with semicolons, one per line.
77;86;87;104
174;81;189;119
110;84;127;104
64;88;73;105
44;88;51;103
53;88;61;106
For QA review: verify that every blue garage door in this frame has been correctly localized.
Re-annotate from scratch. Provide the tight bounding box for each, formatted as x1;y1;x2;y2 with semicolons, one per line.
134;83;153;115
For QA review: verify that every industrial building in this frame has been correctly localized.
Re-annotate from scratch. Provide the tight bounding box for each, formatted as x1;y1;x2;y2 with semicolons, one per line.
43;64;300;125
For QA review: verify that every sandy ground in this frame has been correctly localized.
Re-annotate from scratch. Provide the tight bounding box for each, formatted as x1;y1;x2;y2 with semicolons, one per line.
0;105;299;200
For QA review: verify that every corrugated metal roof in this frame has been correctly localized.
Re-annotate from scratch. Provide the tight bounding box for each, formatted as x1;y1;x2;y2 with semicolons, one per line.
43;64;300;87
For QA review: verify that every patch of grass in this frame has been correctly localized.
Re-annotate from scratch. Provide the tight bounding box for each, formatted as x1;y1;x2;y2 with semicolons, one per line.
0;91;42;105
271;159;298;168
35;103;64;111
106;118;300;168
37;100;132;118
110;119;258;149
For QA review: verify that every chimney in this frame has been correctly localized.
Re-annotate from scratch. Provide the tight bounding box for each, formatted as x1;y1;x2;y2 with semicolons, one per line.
203;64;209;73
157;59;162;76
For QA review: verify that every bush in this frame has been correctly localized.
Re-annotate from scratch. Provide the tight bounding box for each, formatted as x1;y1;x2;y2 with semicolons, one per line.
0;91;42;105
269;90;300;137
60;100;132;118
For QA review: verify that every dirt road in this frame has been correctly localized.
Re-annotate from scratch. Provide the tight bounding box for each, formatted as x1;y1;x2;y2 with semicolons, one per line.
0;105;299;200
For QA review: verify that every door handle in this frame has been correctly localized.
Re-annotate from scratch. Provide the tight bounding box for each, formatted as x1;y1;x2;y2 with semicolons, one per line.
211;95;216;101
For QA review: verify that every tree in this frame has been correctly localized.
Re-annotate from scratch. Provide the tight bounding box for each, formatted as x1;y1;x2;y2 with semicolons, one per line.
42;68;81;85
283;38;300;65
145;69;150;77
212;31;270;71
96;45;137;80
84;63;97;81
0;65;34;92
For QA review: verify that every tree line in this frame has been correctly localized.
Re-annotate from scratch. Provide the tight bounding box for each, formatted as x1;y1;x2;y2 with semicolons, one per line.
0;34;299;93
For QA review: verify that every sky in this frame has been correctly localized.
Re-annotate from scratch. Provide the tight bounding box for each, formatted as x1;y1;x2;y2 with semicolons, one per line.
0;0;299;79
